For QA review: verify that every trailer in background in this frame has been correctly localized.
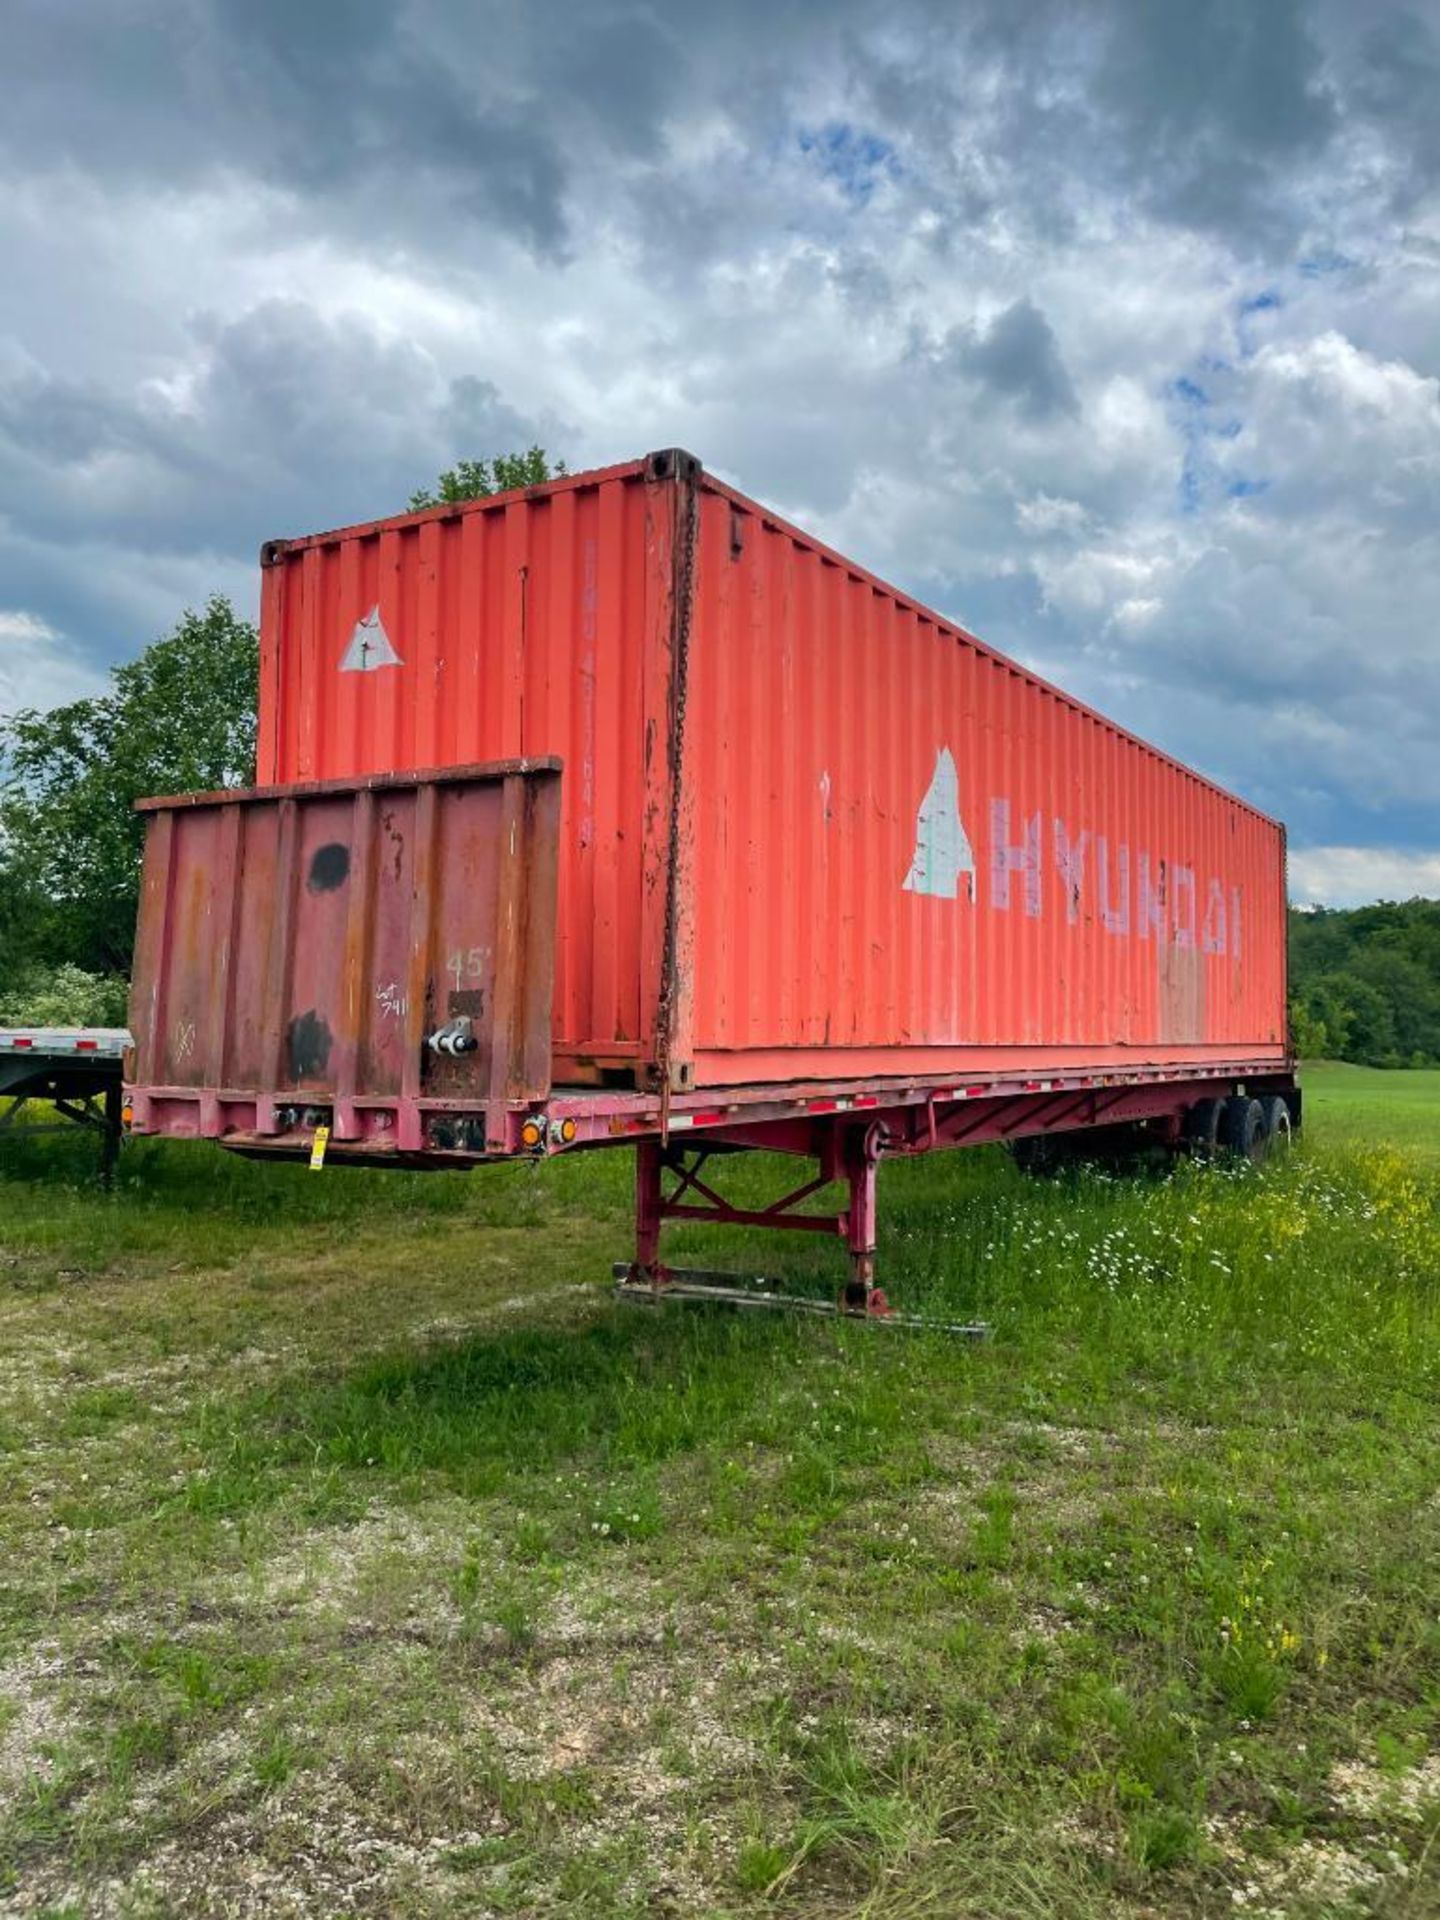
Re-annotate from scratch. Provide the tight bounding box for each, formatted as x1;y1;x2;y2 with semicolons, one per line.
0;1029;131;1183
124;450;1298;1316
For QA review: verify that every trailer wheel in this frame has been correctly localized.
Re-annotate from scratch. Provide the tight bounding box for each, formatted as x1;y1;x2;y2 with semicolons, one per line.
1184;1097;1224;1157
1258;1095;1292;1154
1220;1095;1267;1162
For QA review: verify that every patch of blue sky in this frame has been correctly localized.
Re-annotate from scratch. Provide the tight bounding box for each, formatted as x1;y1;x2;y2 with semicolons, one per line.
1167;369;1248;513
1169;374;1209;409
1298;249;1357;277
1235;290;1282;360
1227;477;1270;499
1179;453;1205;515
797;122;899;206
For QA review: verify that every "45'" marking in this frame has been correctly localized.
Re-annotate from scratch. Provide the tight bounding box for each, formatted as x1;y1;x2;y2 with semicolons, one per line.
447;946;488;992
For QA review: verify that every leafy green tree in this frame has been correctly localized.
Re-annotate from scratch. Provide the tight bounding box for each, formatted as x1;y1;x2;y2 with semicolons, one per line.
1342;975;1399;1065
1288;900;1440;1066
1352;948;1439;1062
1287;997;1329;1060
1294;972;1357;1059
0;597;258;979
0;963;130;1029
408;445;567;511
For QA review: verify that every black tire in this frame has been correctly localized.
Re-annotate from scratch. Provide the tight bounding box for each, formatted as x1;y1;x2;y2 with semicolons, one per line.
1219;1095;1267;1162
1184;1097;1225;1157
1258;1095;1292;1154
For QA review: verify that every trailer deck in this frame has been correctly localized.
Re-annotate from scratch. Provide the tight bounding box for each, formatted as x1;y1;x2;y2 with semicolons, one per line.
0;1028;132;1182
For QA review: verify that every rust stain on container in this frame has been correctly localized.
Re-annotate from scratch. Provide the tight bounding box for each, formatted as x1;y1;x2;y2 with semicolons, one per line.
130;762;560;1142
231;450;1288;1095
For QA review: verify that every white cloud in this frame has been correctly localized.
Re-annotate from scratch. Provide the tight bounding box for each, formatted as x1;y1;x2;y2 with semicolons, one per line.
1289;845;1440;909
0;611;106;717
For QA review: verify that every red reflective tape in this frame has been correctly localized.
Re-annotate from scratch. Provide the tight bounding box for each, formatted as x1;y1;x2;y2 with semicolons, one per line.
964;1084;986;1097
852;1094;878;1108
12;1037;32;1048
808;1098;838;1113
76;1039;98;1051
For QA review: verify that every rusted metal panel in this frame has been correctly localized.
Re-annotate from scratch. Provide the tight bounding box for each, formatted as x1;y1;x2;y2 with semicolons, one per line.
128;762;560;1146
249;452;1287;1099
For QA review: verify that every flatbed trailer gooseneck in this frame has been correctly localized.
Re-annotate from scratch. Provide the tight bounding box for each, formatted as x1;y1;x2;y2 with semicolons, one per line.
124;452;1297;1318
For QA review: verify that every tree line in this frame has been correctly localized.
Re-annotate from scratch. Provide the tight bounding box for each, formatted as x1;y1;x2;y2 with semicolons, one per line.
1288;900;1440;1067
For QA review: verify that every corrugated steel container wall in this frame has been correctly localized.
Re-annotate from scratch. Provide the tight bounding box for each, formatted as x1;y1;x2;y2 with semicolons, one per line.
258;460;679;1082
129;764;560;1136
256;454;1288;1093
674;477;1287;1084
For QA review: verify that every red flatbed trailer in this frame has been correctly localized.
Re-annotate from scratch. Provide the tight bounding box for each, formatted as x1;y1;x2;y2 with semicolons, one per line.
125;451;1297;1315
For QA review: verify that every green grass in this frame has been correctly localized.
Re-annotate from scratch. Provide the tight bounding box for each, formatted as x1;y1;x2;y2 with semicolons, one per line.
1303;1061;1440;1162
1;1069;1439;1915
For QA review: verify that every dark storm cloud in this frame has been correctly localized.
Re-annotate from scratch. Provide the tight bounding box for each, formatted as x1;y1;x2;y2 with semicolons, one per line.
944;301;1080;421
1351;5;1440;209
0;299;549;558
1090;0;1344;176
0;0;1354;266
839;0;1345;259
4;0;571;254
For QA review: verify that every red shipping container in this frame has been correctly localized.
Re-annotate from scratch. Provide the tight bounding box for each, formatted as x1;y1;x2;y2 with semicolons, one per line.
256;449;1287;1094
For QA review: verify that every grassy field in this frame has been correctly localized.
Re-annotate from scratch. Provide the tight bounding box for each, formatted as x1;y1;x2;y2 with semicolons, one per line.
1;1067;1438;1918
1300;1064;1440;1164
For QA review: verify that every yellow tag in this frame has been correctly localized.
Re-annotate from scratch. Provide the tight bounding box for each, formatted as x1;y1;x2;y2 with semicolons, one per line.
309;1124;330;1171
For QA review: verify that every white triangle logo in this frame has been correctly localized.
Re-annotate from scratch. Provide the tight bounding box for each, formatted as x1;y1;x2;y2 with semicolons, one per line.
903;747;976;900
339;605;403;673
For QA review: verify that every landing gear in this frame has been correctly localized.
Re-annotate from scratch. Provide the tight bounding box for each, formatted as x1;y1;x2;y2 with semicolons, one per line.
619;1125;985;1336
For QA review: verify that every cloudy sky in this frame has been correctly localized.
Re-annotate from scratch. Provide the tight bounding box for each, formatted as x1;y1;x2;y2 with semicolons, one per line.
3;0;1438;906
